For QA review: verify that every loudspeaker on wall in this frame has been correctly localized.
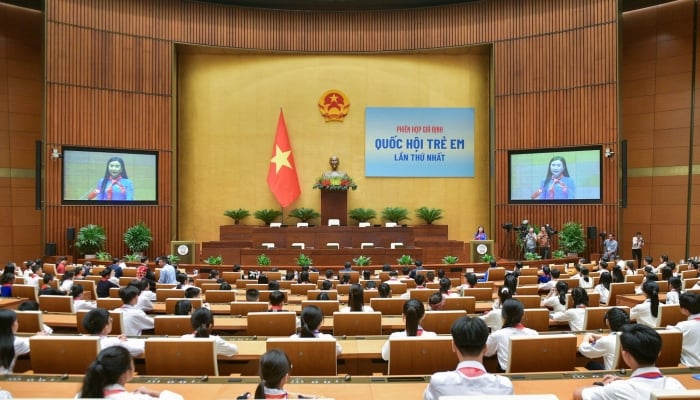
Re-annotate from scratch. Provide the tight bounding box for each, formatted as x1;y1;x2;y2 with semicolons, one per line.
66;227;75;242
587;226;597;240
45;243;57;256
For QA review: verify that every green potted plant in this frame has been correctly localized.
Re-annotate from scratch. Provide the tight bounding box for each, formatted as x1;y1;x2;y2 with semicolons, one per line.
256;254;271;266
295;253;313;268
348;208;377;224
123;222;152;255
524;252;541;261
204;255;223;265
414;207;444;224
353;255;372;266
288;207;320;224
96;251;112;261
481;254;495;263
442;255;459;264
254;209;283;226
559;221;586;256
124;253;141;262
224;208;251;225
167;254;181;266
381;206;410;224
397;254;414;266
552;249;566;259
75;224;107;258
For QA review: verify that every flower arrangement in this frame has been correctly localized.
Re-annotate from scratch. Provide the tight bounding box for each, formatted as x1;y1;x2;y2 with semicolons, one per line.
313;174;357;191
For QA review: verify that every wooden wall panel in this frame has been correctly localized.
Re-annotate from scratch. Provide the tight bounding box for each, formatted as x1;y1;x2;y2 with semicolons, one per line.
41;0;619;259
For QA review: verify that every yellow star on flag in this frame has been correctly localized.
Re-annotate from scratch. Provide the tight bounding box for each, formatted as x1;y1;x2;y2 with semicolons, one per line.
270;145;292;174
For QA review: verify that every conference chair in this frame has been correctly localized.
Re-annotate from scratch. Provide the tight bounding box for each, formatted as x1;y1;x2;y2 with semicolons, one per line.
560;278;579;289
507;334;577;373
155;283;176;291
164;298;203;314
278;280;293;290
625;274;644;285
121;268;138;277
520;308;550;332
514;286;540;295
517;275;539;286
443;296;476;313
408;289;438;303
566;292;601;308
383;283;407;294
307;272;320;283
300;300;340;316
400;279;416;289
109;287;121;298
474;281;494;290
656;304;685;327
332;311;382;336
236;279;257;289
336;284;351;295
200;283;221;293
616;330;682;368
583;306;630;331
265;338;338;376
307;290;338;300
154;315;193;336
155;288;185;302
10;284;38;302
15;311;44;334
257;290;289;303
378;272;391;282
370;298;408;315
38;295;74;313
42;263;57;276
421;310;467;334
316;280;339;289
486;267;506;283
363;289;380;303
291;283;316;295
361;279;381;289
29;335;100;374
73;279;97;299
462;288;493;302
222;271;242;283
247;312;297;336
145;338;218;376
512;295;541;309
338;271;360;284
388;337;456;375
76;309;124;335
119;277;136;286
608;282;635;306
680;269;698;280
96;297;124;311
245;284;269;291
229;301;268;316
205;290;236;303
195;278;218;287
519;268;539;276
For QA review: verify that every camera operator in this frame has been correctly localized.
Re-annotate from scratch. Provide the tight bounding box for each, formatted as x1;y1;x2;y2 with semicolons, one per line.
631;232;644;271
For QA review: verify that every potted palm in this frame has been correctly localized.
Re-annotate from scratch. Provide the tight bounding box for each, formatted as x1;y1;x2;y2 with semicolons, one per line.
295;253;313;268
288;207;320;225
224;208;251;225
256;254;272;266
76;224;107;258
348;208;377;224
123;222;152;256
254;209;283;226
414;207;444;224
381;206;410;225
353;255;372;266
559;221;586;256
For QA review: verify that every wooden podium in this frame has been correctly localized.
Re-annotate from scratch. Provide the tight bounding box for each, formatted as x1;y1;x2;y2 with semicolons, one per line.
469;240;494;263
320;189;348;226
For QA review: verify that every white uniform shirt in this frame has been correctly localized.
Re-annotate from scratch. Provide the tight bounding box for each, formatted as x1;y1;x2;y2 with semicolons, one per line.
665;290;679;305
113;304;154;336
578;332;619;370
181;333;238;357
579;277;594;289
98;335;145;357
381;328;437;361
290;332;342;356
480;308;503;332
630;300;658;327
580;366;685;400
484;325;538;371
542;294;568;312
102;383;183;400
594;284;610;305
0;337;30;374
73;299;97;311
423;360;513;400
136;292;154;312
340;305;374;312
552;307;586;331
667;313;700;367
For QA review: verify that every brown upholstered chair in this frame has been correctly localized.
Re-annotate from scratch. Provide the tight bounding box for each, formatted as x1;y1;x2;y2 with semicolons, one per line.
145;338;218;376
388;337;456;375
507;334;577;373
265;338;338;376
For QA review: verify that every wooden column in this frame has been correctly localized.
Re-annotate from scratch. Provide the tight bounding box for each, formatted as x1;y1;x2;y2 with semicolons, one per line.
321;189;348;226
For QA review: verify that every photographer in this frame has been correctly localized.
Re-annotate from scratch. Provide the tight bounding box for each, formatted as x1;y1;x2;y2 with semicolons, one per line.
631;232;644;271
537;226;550;259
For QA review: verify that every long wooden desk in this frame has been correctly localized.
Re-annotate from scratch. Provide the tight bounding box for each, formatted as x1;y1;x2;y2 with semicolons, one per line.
616;293;668;308
0;297;27;309
1;370;698;400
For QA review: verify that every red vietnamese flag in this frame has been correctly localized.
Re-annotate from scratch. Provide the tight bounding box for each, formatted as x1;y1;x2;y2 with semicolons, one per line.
267;110;301;207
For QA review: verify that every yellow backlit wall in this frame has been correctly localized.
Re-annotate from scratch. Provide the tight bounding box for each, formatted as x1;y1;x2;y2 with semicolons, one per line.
178;50;491;243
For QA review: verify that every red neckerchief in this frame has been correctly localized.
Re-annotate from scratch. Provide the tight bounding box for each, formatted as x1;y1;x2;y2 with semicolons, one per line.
269;305;284;312
636;372;663;379
265;392;288;399
548;177;568;198
458;367;485;377
103;388;126;396
416;328;424;336
513;323;525;330
105;175;126;200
